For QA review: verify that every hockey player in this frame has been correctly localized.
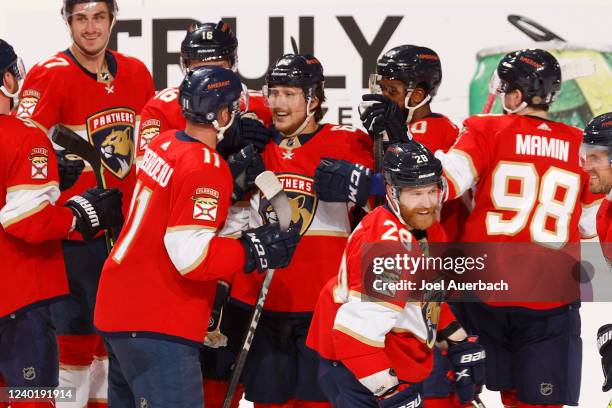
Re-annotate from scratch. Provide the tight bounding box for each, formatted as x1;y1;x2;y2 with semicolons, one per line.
360;45;468;242
221;53;375;408
359;45;470;407
0;38;122;408
138;21;272;161
306;142;485;407
580;112;612;262
15;1;155;406
93;66;301;408
435;48;601;407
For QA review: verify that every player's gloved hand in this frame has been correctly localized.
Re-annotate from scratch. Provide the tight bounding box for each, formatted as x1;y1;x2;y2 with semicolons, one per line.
204;281;230;349
377;382;423;408
447;336;486;403
360;94;409;147
226;144;265;202
65;188;123;240
56;150;85;191
239;114;273;153
240;220;302;273
598;324;612;391
314;158;372;207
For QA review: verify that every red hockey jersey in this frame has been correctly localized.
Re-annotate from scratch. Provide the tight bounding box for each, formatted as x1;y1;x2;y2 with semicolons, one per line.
16;49;155;223
0;115;72;318
410;113;468;242
138;87;271;157
94;131;245;345
230;124;374;313
435;114;601;309
409;113;459;154
306;206;456;387
597;195;611;262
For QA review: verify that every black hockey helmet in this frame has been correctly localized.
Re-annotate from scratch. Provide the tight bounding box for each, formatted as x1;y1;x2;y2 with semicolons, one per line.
62;0;118;21
582;112;612;164
383;142;443;189
265;53;324;89
376;45;442;97
0;39;26;100
180;21;238;71
0;39;18;74
496;48;561;107
179;66;242;126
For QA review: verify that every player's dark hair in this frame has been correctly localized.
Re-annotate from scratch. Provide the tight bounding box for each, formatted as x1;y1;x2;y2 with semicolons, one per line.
62;0;118;23
313;84;326;122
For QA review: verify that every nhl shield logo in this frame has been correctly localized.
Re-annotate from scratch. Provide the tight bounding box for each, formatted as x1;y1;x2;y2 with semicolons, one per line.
22;367;36;381
192;187;220;222
28;147;49;180
259;174;317;236
87;108;136;179
540;383;553;396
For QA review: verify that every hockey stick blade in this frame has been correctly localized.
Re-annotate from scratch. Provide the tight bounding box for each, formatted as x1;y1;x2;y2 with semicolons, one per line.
52;124;101;171
255;170;292;230
51;124;113;252
223;171;295;408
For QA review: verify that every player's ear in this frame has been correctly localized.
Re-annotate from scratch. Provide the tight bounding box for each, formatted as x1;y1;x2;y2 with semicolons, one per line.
409;88;426;105
218;106;230;126
2;71;17;94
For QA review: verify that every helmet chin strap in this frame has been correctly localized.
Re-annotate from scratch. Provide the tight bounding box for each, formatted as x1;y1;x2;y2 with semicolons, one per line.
0;76;22;109
501;94;527;114
213;111;237;142
281;96;315;138
404;91;431;123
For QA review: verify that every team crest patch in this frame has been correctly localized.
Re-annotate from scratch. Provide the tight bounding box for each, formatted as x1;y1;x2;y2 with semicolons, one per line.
192;187;219;221
16;89;41;119
87;108;136;179
259;173;317;236
139;119;161;152
29;147;49;180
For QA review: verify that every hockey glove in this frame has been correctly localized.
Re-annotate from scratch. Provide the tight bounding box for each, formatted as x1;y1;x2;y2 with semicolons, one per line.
314;158;373;207
378;382;423;408
360;94;409;147
56;150;85;191
239;115;274;153
598;324;612;391
447;336;486;404
65;188;123;240
240;220;302;273
204;281;230;349
226;144;265;202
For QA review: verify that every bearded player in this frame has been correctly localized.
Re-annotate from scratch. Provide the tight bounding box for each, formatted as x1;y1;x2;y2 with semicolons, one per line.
94;66;301;408
436;49;601;407
306;142;485;407
16;1;155;406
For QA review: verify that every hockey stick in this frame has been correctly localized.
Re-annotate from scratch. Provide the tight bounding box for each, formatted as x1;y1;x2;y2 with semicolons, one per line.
481;15;596;114
222;171;293;408
472;396;486;408
51;124;113;253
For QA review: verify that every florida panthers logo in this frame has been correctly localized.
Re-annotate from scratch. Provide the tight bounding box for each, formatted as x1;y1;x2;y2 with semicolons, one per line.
87;108;136;179
259;174;317;236
139;119;161;152
192;187;219;222
28;147;49;180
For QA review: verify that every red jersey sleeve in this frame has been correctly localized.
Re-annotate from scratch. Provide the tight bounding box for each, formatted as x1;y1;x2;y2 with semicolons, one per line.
435;116;494;200
137;88;182;157
163;157;244;281
16;56;66;131
0;118;73;242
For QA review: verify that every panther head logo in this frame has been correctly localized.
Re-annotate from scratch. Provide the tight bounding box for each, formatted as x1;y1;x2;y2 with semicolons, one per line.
265;195;312;235
101;127;134;175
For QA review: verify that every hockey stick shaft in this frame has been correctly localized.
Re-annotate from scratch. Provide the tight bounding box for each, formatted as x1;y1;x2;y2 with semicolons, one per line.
472;396;487;407
51;124;114;253
223;171;293;408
